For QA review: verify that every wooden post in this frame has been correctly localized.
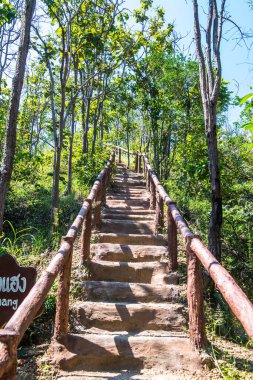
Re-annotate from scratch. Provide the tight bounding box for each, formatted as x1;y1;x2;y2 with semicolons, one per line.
118;148;121;163
80;200;92;263
94;184;102;228
101;172;107;206
134;153;138;172
150;179;156;209
143;157;146;177
186;237;206;349
0;330;19;380
167;205;178;271
146;171;150;191
54;237;73;340
155;192;164;231
137;154;141;173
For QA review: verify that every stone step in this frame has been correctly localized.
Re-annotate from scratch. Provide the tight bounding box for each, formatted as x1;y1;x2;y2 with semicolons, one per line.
111;187;148;194
57;371;204;380
107;194;149;200
103;208;155;215
84;260;177;284
83;281;184;303
104;205;150;211
91;243;168;262
106;199;150;208
100;220;155;235
97;233;167;246
52;333;201;372
101;213;154;221
114;174;144;180
71;301;186;333
114;181;146;187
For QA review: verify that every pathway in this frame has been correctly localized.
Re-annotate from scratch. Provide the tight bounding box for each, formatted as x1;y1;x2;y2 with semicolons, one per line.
54;163;203;379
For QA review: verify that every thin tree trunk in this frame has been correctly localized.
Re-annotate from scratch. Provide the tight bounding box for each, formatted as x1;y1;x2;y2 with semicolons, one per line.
52;146;61;231
206;106;222;262
0;0;36;234
65;92;75;195
192;0;225;262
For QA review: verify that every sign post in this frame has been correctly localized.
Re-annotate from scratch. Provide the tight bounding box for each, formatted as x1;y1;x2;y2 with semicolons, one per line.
0;254;37;327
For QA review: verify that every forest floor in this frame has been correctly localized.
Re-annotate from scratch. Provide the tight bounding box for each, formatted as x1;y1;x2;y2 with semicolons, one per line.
16;231;253;380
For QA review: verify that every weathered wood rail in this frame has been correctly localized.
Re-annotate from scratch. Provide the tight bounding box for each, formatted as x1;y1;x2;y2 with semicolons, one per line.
0;152;115;380
116;146;253;348
0;146;253;379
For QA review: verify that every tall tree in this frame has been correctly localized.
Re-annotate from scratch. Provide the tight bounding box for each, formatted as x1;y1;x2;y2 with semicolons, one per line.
192;0;226;262
0;0;36;235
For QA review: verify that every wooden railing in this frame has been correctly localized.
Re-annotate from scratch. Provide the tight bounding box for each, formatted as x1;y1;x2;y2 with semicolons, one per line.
117;147;253;348
1;145;253;378
0;152;115;380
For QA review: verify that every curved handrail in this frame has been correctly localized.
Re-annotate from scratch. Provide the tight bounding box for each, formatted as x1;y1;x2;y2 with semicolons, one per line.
0;151;115;378
141;153;253;342
116;146;253;345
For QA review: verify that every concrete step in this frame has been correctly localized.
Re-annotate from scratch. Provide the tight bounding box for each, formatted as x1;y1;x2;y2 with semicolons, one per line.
114;175;144;180
91;244;168;262
110;188;148;194
57;371;204;380
103;208;155;215
71;301;186;333
114;181;146;187
100;220;155;235
83;281;184;303
106;199;150;208
51;333;202;372
104;205;150;211
107;194;149;200
101;213;154;221
84;260;177;284
97;233;167;246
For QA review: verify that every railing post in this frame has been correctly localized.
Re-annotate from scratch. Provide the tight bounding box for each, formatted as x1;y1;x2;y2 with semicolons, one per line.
167;205;178;271
186;236;206;349
118;148;122;164
94;183;102;228
143;157;146;177
0;330;19;380
146;170;150;191
101;172;107;206
80;200;92;263
155;192;164;232
150;179;156;209
134;153;138;172
54;237;73;341
137;154;141;173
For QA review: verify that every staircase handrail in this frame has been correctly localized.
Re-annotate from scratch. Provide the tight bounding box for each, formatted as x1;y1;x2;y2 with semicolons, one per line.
142;150;253;347
115;146;253;345
0;152;115;379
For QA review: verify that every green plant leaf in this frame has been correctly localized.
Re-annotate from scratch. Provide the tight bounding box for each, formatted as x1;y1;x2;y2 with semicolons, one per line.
239;93;253;105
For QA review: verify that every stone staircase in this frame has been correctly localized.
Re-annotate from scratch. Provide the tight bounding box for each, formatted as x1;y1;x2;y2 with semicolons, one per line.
54;163;203;379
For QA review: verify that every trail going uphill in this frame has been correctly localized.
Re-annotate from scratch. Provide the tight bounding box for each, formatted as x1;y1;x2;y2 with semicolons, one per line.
53;162;203;379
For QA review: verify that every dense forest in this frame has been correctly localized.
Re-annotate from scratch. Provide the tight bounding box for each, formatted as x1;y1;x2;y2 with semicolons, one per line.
0;0;253;374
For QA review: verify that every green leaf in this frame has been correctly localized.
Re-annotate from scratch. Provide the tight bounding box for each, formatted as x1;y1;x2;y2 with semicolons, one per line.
239;93;253;105
241;123;253;132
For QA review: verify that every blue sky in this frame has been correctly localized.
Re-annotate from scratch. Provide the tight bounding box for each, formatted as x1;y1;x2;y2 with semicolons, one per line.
125;0;253;124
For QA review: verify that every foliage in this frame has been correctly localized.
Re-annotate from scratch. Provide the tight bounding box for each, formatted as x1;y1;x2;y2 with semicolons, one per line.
0;0;252;359
0;0;16;27
0;220;35;256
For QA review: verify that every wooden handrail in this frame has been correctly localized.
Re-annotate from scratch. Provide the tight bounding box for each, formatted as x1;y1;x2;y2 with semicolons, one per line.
0;151;115;379
139;152;253;347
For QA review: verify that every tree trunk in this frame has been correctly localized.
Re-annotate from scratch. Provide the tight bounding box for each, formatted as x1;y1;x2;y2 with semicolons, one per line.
65;94;75;195
0;0;36;234
206;107;222;262
192;0;225;261
51;146;61;232
81;91;90;154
